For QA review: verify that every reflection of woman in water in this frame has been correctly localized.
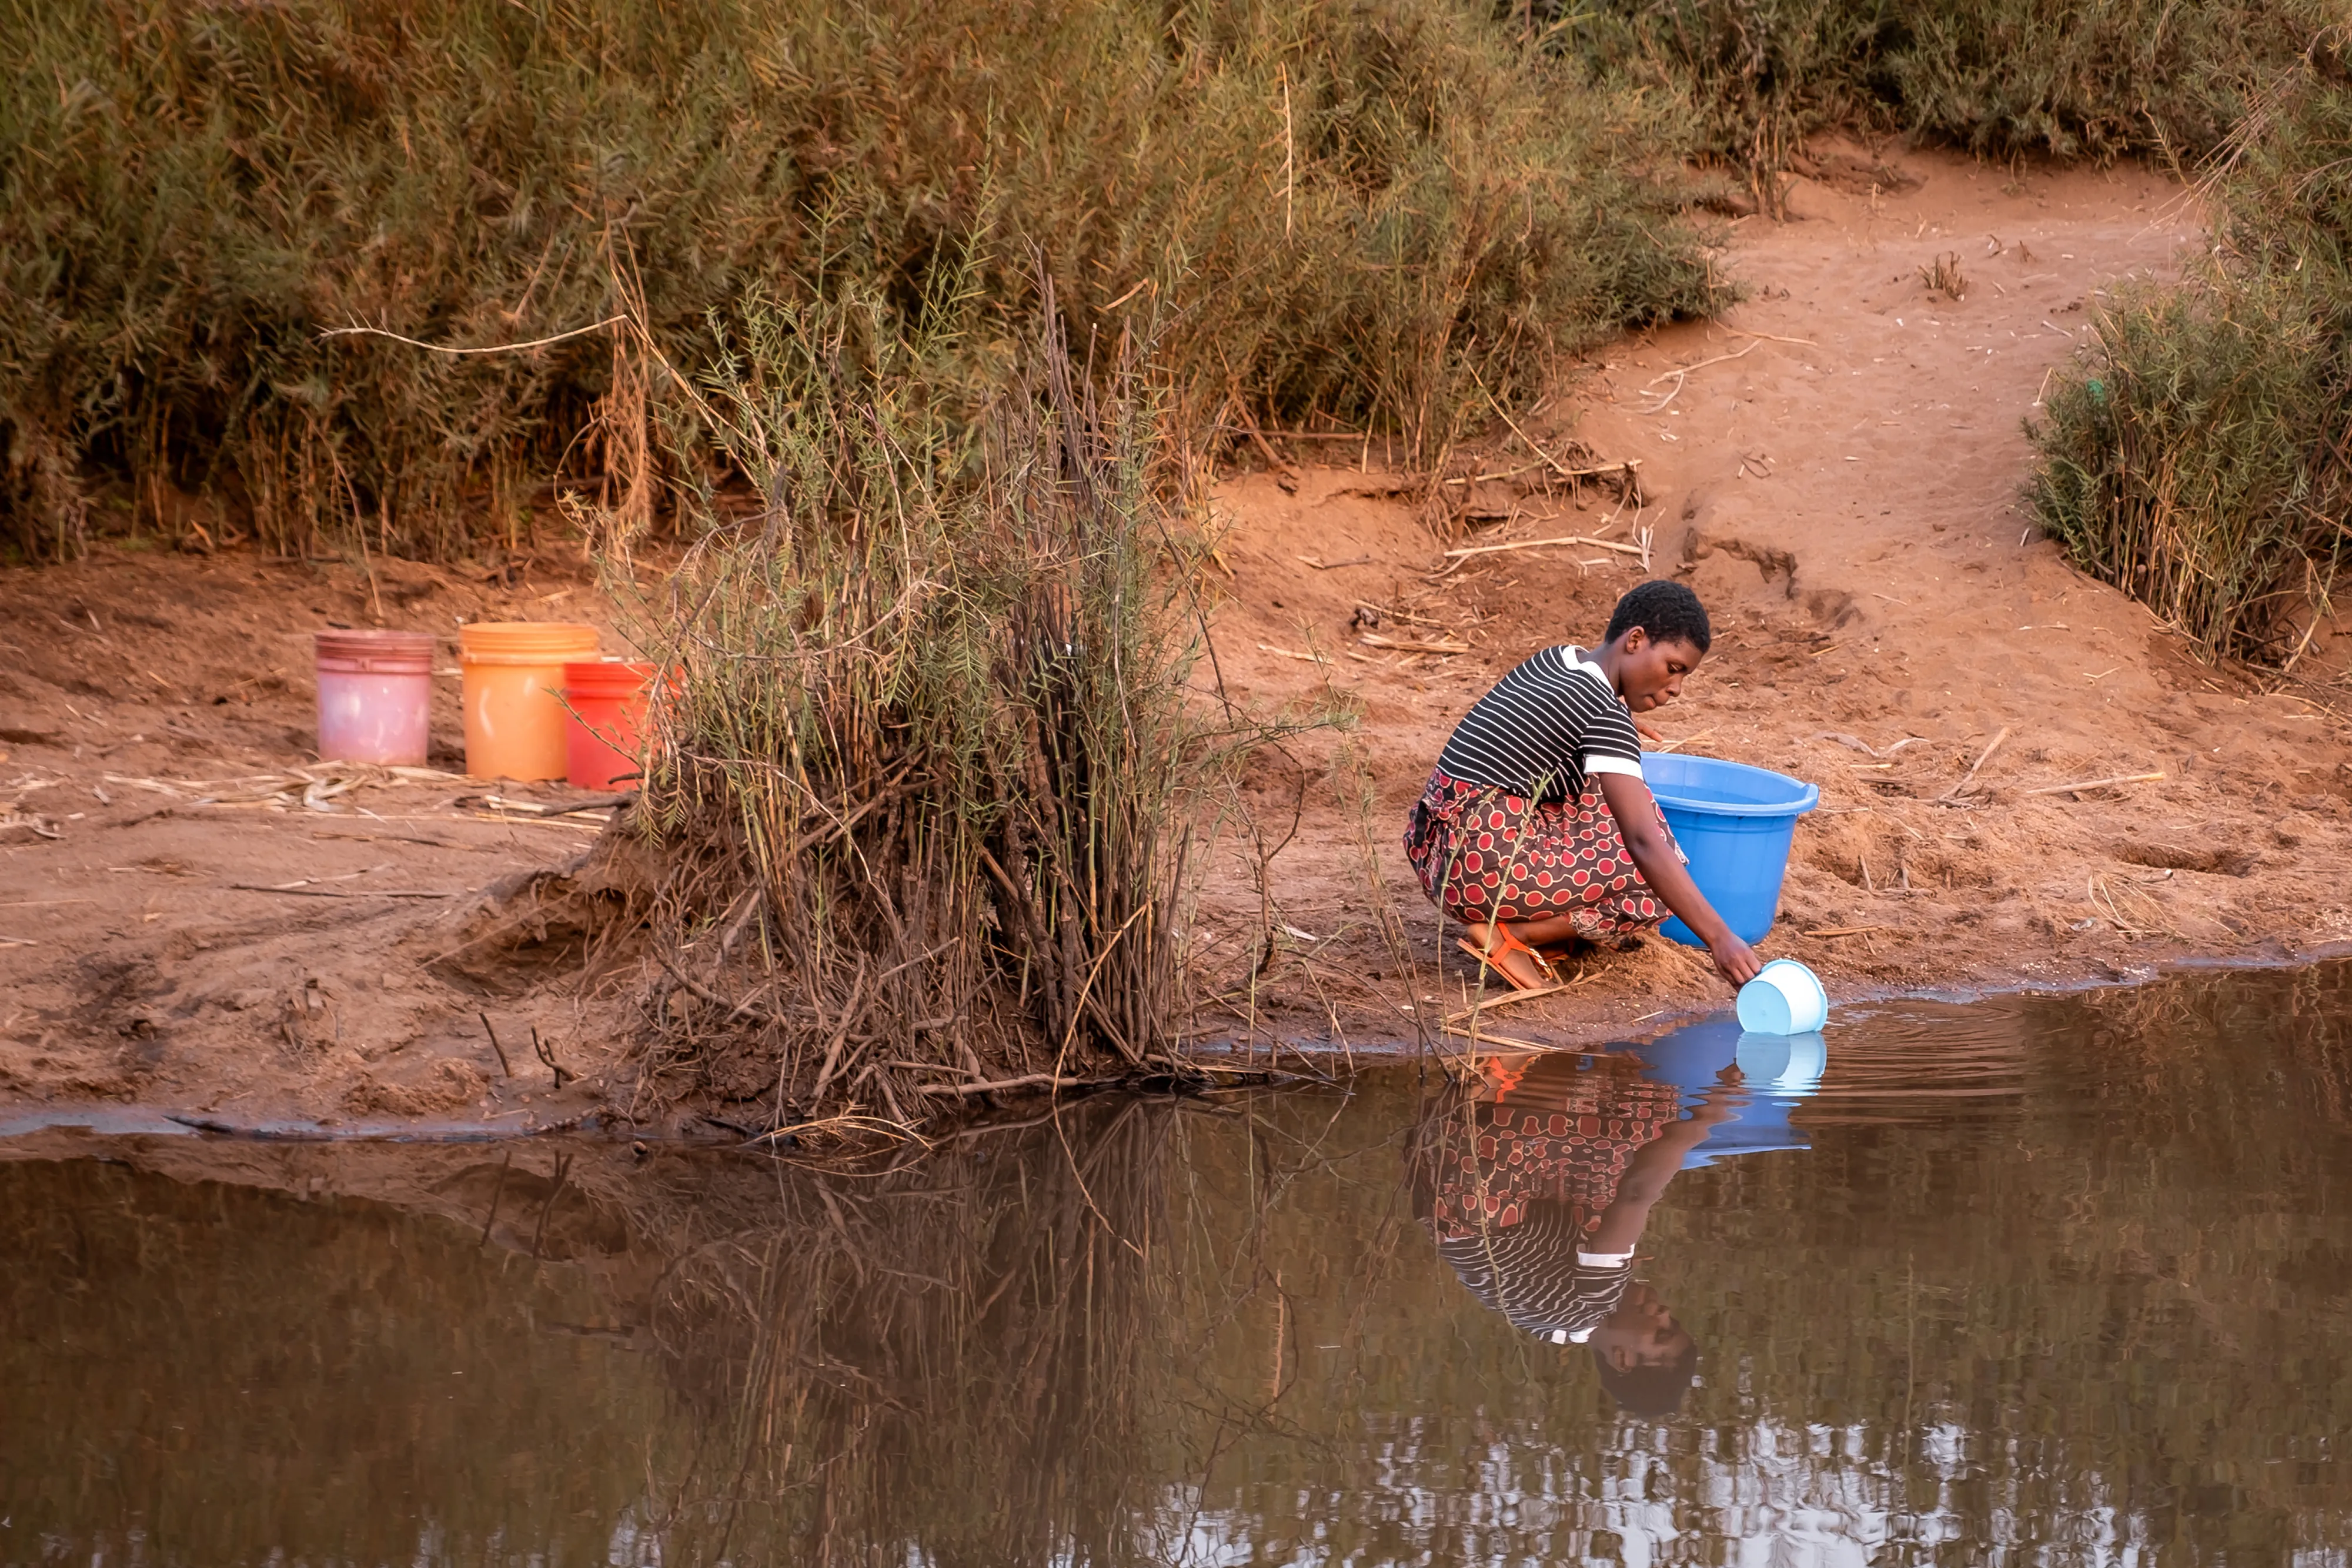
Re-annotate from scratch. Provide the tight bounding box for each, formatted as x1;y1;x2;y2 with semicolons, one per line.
1413;1050;1744;1417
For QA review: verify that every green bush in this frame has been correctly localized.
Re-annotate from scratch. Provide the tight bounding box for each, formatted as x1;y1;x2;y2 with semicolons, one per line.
1541;0;2321;206
2029;29;2352;664
1886;0;2311;158
0;0;1721;561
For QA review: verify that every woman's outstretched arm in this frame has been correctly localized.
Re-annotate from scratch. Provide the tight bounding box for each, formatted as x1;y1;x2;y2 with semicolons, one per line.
1597;771;1763;987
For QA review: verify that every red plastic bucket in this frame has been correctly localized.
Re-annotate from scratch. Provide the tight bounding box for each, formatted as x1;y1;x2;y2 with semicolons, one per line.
563;660;657;790
314;630;435;766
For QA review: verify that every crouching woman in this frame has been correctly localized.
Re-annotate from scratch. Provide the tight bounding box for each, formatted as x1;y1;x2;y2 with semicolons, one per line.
1402;580;1762;991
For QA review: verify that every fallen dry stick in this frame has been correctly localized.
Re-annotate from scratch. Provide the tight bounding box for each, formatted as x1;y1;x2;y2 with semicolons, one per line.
1444;982;1572;1025
1257;643;1327;664
1805;925;1883;939
916;1072;1122;1098
1643;339;1762;383
1358;633;1471;656
1442;534;1646;563
463;792;629;818
1936;726;2010;803
477;1012;515;1078
1474;377;1641;486
2020;771;2166;797
1636;339;1762;412
1436;1023;1556;1052
1232;404;1302;486
228;884;462;898
460;812;606;833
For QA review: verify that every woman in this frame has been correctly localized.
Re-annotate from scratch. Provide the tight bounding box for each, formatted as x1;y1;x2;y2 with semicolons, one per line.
1402;580;1762;991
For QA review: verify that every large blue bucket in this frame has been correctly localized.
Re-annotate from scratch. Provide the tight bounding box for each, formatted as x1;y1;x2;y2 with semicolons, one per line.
1643;753;1818;947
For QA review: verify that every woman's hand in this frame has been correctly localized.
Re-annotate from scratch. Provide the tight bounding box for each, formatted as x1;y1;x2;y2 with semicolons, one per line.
1708;931;1762;987
1632;716;1665;745
1597;772;1764;992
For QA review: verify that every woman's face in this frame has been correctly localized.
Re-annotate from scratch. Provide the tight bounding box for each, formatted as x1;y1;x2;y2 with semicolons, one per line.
1589;1281;1690;1370
1616;630;1706;713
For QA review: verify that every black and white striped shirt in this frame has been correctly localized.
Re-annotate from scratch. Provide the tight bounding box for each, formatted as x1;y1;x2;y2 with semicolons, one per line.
1433;1203;1636;1344
1436;646;1645;803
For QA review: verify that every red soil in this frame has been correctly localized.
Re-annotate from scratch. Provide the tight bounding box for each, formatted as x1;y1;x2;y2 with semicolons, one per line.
4;146;2349;1126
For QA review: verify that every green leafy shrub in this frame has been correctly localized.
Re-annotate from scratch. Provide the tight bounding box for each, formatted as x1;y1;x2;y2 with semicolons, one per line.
2030;29;2352;664
1540;0;2322;206
0;0;1721;561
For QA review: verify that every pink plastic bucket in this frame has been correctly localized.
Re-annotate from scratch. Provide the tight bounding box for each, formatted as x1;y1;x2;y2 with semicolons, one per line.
564;660;657;791
314;630;435;766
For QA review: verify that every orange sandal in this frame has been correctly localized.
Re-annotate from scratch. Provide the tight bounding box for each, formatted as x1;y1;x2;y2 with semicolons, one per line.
1455;927;1558;992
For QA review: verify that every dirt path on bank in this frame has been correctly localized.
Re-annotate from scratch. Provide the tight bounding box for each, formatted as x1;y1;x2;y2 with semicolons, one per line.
5;147;2351;1127
1190;146;2352;1051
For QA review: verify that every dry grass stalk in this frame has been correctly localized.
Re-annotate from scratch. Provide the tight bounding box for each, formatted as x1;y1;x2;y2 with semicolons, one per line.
1920;251;1968;300
2021;770;2166;796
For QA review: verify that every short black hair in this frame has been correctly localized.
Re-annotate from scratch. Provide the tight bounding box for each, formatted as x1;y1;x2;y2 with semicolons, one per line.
1593;1336;1700;1419
1604;580;1710;655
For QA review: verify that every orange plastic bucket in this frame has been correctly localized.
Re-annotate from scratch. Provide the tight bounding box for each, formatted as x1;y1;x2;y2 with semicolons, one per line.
563;660;657;791
458;622;601;780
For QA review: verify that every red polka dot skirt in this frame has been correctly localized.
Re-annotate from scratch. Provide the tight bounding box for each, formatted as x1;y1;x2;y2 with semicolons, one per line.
1402;765;1683;940
1421;1058;1686;1239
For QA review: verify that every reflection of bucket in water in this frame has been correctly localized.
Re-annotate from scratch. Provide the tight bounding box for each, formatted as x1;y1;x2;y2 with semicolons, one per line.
1733;1028;1828;1096
1626;1014;1825;1168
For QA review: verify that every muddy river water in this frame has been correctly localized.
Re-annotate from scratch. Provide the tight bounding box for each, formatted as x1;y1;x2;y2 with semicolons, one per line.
6;962;2351;1565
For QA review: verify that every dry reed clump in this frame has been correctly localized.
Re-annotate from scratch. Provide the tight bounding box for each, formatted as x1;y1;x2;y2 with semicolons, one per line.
608;280;1278;1132
2030;27;2352;666
0;0;1720;563
1542;0;2325;209
1919;251;1967;300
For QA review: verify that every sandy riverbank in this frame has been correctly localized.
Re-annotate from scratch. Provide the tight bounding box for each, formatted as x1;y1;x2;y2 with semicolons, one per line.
4;145;2349;1129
